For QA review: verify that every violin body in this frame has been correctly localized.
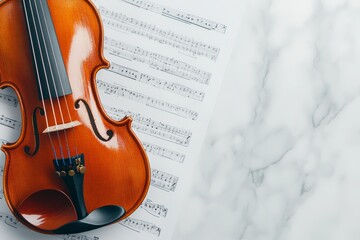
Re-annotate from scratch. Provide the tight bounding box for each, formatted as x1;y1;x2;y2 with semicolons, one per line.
0;0;150;234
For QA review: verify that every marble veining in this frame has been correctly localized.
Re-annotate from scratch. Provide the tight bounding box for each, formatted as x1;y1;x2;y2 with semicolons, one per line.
173;0;360;239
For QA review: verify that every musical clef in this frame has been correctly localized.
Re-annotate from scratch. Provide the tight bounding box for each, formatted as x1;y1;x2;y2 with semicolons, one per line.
105;106;192;147
98;80;199;120
108;63;205;101
104;37;212;84
100;7;220;60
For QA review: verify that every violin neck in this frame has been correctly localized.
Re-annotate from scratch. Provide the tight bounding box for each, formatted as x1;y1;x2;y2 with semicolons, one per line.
21;0;72;101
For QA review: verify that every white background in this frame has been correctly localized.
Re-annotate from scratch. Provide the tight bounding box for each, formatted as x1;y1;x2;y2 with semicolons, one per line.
174;0;360;239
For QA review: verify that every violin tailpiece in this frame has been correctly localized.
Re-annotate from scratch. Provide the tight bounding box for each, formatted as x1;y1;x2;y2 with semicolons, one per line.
1;0;149;234
53;154;87;220
51;154;125;234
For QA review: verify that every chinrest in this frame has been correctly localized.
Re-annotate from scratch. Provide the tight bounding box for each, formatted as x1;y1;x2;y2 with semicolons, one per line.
17;189;78;231
53;204;125;234
17;189;125;233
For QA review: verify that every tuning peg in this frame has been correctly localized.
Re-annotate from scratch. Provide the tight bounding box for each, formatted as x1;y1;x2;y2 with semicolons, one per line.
79;166;86;174
68;170;75;177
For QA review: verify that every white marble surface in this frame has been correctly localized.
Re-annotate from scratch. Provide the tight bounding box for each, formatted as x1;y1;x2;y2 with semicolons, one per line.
173;0;360;239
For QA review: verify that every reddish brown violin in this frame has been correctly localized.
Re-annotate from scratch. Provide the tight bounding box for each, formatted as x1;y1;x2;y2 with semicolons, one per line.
0;0;150;234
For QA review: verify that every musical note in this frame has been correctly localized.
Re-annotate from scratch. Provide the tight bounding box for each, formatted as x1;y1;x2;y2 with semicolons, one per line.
120;217;161;237
151;169;178;192
142;141;185;163
0;215;100;239
0;93;18;108
141;199;168;218
0;0;240;239
108;63;205;101
0;115;21;130
0;212;19;229
105;106;192;147
61;234;100;240
104;37;211;85
98;80;198;120
100;7;220;60
119;0;227;33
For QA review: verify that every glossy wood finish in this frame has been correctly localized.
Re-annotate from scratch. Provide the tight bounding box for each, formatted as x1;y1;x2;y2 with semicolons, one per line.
0;0;150;233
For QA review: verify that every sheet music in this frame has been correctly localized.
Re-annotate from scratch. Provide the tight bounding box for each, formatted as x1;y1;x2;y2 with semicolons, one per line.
0;0;241;239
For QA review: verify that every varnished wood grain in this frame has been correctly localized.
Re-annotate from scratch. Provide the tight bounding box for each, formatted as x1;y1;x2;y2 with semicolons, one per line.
0;0;150;233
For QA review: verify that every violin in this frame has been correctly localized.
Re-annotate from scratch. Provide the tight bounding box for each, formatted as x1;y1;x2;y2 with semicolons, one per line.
0;0;150;234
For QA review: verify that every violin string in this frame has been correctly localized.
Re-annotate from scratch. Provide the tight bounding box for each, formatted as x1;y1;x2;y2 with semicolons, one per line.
22;0;58;161
38;0;79;160
34;0;72;162
28;0;65;164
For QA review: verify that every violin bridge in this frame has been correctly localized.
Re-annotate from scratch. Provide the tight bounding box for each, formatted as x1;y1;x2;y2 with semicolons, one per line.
42;120;82;133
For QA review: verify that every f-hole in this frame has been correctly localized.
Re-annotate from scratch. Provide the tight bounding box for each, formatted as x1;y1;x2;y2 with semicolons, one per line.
75;99;113;142
24;107;44;156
